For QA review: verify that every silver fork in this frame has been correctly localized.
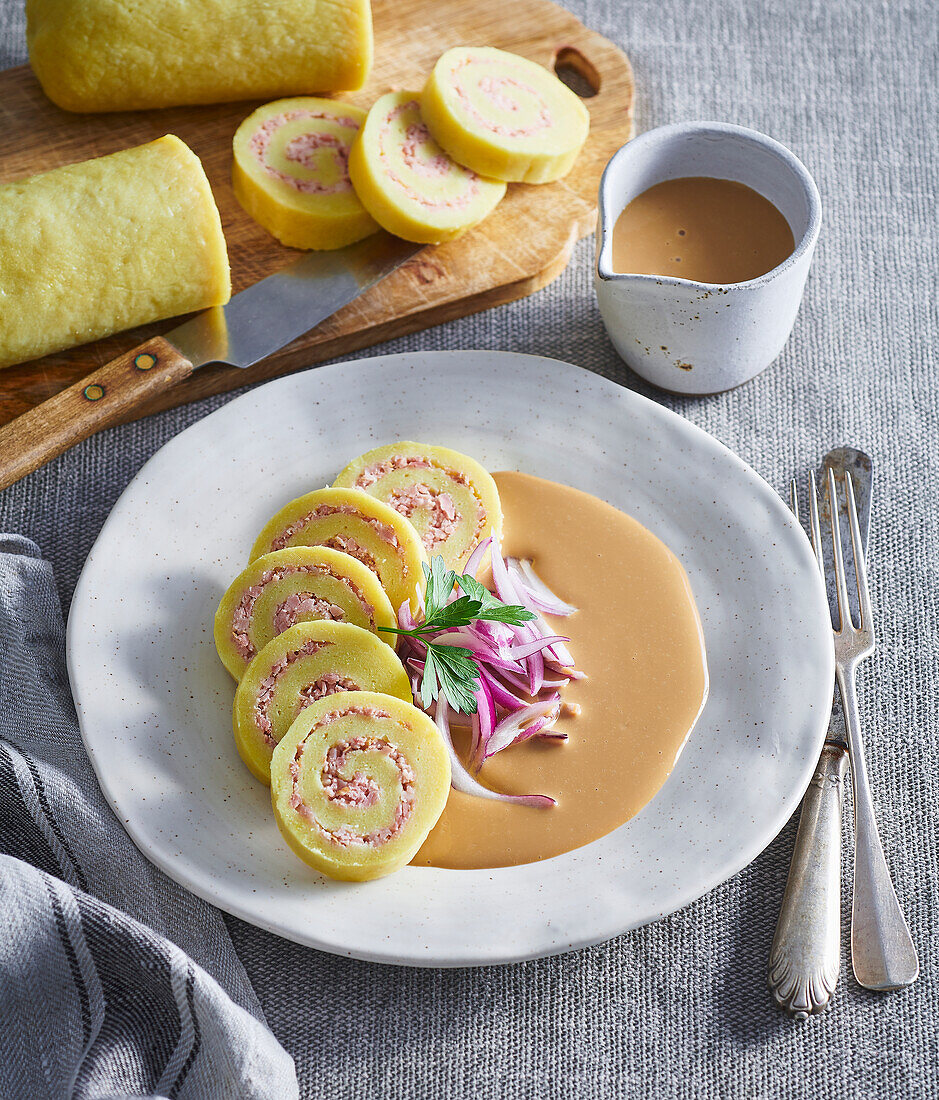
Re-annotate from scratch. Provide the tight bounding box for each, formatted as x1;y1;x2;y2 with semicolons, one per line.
811;467;918;990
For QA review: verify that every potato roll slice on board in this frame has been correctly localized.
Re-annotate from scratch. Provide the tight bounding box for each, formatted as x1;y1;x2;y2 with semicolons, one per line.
347;91;506;244
333;442;503;571
420;47;590;184
250;487;426;615
215;546;396;681
271;691;451;881
233;621;411;783
233;97;379;250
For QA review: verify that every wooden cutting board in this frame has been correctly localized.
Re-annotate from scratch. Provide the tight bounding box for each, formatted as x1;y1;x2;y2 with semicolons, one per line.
0;0;633;427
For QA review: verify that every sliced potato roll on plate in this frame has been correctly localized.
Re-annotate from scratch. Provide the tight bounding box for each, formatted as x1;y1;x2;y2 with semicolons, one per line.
215;546;397;680
271;691;451;881
250;487;426;614
334;442;503;570
233;621;411;782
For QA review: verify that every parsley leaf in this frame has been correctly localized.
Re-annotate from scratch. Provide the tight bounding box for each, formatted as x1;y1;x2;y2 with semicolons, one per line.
428;644;479;713
423;557;456;618
379;554;538;713
457;573;537;626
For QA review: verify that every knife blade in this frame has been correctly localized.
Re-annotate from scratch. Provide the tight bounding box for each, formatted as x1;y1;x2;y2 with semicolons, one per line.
168;233;423;370
0;233;423;492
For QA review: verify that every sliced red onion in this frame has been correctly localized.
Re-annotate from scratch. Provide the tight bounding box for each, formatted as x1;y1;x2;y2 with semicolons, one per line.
395;539;584;798
489;538;519;605
484;700;560;758
472;676;496;770
527;644;544;696
479;667;527;710
434;695;555;808
505;635;571;660
463;536;491;581
541;676;571;690
506;558;579;616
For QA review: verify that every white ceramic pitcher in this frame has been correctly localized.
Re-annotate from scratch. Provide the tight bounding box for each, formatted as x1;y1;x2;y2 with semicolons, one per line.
594;122;821;394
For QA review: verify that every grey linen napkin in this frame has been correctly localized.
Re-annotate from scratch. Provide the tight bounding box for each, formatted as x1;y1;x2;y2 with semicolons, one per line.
0;535;299;1100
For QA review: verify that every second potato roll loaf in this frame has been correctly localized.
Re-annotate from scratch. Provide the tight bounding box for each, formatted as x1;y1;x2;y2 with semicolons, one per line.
0;136;230;370
26;0;373;112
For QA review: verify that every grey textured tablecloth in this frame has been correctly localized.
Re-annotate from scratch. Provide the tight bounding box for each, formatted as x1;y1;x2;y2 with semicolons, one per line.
2;1;937;1096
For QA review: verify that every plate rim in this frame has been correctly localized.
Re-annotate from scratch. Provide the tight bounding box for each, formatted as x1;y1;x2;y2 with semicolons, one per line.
67;349;833;966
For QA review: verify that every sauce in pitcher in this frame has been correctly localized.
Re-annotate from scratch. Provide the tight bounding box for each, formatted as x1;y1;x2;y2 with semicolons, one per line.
611;176;795;284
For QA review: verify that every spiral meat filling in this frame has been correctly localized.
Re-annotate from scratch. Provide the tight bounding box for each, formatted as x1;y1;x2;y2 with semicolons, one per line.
232;97;379;251
254;639;336;745
334;443;504;570
348;90;506;245
250;488;428;617
270;504;401;554
233;621;413;784
270;691;452;880
420;46;590;184
231;562;375;660
288;707;416;847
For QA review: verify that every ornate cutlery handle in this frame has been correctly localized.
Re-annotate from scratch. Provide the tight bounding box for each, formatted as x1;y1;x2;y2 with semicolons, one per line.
769;743;848;1017
837;666;919;990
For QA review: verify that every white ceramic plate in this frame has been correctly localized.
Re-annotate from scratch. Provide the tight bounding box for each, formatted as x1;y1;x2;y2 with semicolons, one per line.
68;351;832;966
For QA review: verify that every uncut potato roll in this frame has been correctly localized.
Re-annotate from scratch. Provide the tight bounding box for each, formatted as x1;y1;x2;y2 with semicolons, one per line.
26;0;373;113
348;91;506;244
0;136;229;370
271;691;451;881
420;47;590;184
251;487;427;615
334;442;503;571
234;622;411;782
233;98;379;250
215;546;398;681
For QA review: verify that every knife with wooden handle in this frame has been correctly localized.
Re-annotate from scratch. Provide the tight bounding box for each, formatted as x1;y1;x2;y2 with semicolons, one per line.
768;447;872;1017
0;233;422;492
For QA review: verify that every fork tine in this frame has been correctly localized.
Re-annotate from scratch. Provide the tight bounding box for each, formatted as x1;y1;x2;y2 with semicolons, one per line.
789;477;799;518
808;470;824;576
845;469;873;631
826;467;853;632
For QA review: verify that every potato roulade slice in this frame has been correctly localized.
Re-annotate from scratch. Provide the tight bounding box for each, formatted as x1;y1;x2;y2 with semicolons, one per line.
347;91;506;244
215;546;397;680
234;622;411;783
333;442;502;571
233;98;379;251
251;487;426;614
420;47;590;184
271;691;451;880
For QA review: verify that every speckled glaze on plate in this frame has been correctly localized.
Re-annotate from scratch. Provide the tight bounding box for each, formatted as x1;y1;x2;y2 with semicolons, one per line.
67;351;833;966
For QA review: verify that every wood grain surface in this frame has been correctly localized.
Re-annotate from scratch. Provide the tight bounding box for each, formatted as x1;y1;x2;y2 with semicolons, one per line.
0;0;634;428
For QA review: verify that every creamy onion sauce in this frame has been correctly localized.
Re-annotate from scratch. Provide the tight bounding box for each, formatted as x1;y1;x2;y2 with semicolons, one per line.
415;471;708;870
